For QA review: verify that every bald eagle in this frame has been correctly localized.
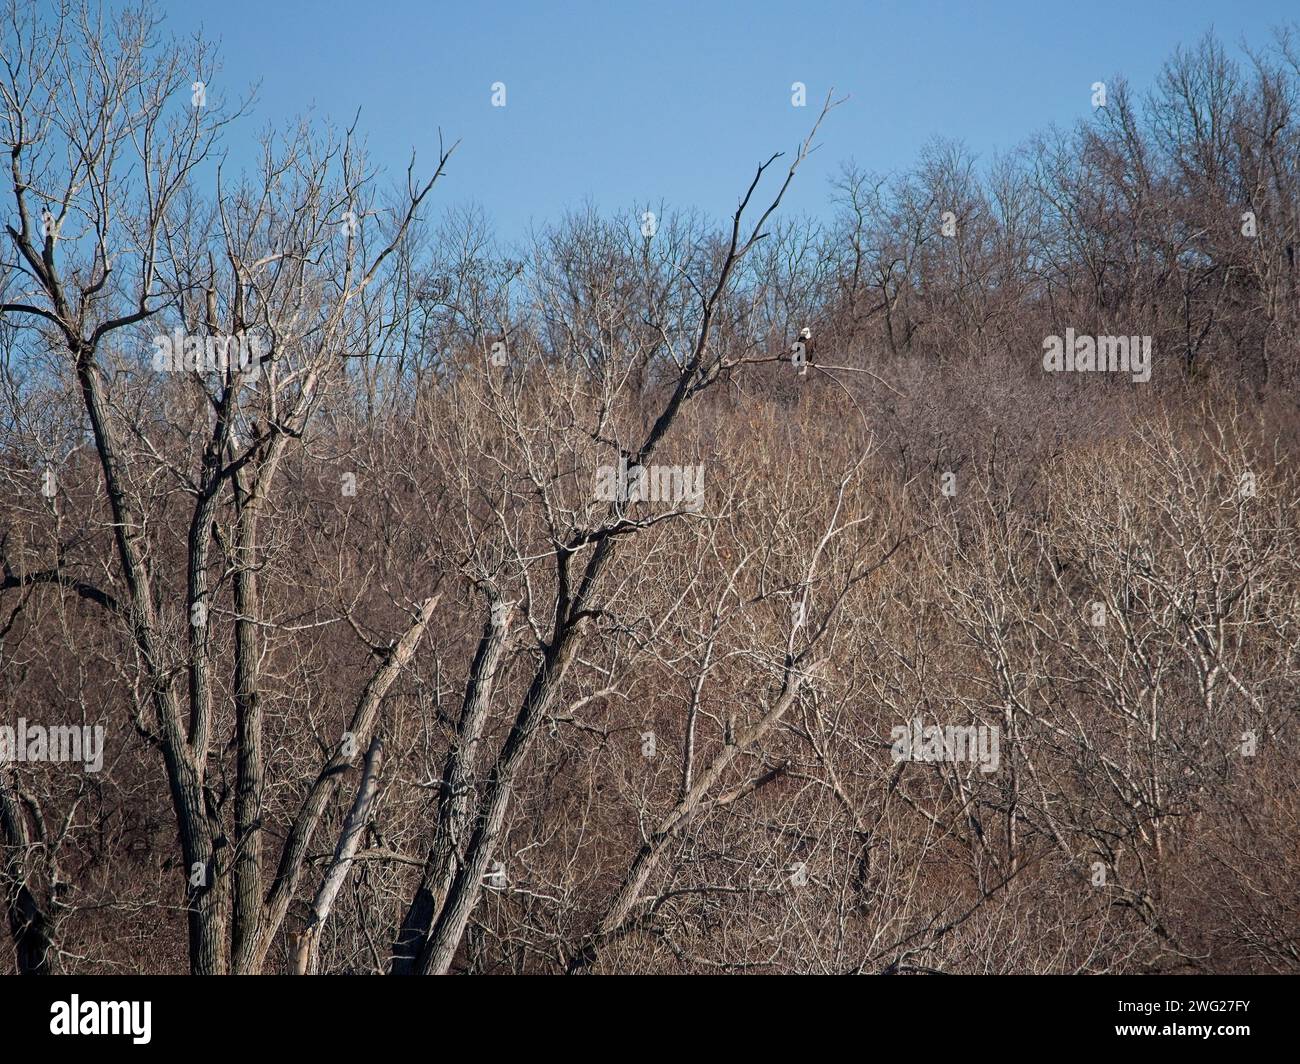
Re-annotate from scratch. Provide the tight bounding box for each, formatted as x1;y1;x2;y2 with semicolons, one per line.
792;326;814;374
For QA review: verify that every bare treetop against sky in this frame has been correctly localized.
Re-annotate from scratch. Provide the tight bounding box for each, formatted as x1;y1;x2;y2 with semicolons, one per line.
161;0;1297;235
1;0;1299;1036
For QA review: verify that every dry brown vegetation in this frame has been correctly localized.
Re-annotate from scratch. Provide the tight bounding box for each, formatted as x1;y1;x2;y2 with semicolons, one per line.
0;2;1297;974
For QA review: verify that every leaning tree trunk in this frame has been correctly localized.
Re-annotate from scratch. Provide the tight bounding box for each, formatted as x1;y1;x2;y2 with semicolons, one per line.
0;770;56;974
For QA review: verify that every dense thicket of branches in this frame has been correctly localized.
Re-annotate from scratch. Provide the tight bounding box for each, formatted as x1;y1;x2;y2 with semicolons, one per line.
0;3;1296;974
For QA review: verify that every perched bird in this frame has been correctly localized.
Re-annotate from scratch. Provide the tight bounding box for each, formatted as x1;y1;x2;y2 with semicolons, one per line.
798;326;815;364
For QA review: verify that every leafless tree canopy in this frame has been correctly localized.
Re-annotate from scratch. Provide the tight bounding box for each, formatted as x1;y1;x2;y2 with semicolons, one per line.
0;3;1296;975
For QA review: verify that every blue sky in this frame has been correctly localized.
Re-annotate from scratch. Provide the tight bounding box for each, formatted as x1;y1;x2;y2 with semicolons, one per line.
160;0;1298;240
